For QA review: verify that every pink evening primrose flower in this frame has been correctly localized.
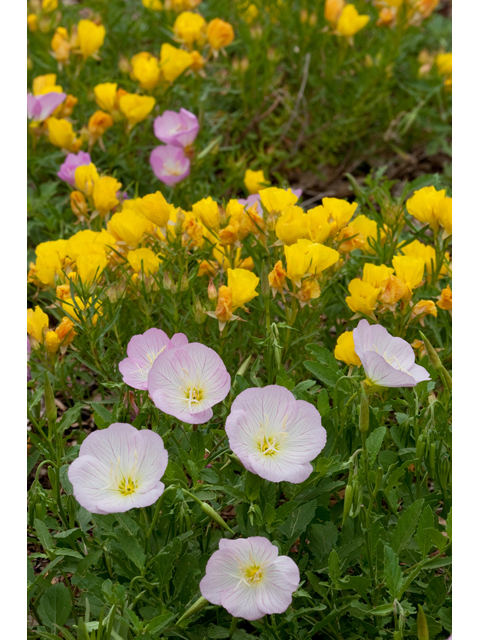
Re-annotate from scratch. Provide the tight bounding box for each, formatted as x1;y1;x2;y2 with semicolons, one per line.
353;319;430;388
27;92;67;122
200;537;300;621
119;328;188;391
150;144;191;186
147;343;231;424
153;108;199;149
68;422;168;514
225;385;326;483
57;151;92;186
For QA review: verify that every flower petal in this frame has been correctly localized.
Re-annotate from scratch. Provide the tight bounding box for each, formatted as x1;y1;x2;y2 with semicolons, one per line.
362;351;417;387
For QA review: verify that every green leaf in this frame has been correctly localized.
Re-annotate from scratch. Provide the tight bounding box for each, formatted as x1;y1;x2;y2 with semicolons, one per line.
304;361;341;388
77;549;103;576
118;534;146;570
35;518;54;552
306;344;339;370
415;505;436;559
37;583;72;631
366;427;386;461
424;528;447;553
391;499;424;554
245;471;263;501
308;522;339;569
278;499;317;544
369;603;394;616
383;545;403;599
306;571;329;598
90;402;113;429
58;403;83;432
146;612;175;634
328;549;341;587
446;507;452;540
317;388;331;416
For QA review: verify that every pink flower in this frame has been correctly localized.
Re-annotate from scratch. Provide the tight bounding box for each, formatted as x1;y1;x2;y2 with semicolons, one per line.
150;145;190;186
153;108;199;149
147;343;231;424
119;328;188;391
200;537;300;621
68;422;168;514
353;319;430;388
57;151;92;186
225;385;326;483
27;92;66;122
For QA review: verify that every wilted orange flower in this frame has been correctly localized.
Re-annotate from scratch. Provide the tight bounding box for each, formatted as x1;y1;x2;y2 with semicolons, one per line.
297;279;321;308
55;317;76;347
411;300;438;323
437;285;452;310
70;191;89;221
207;18;235;51
182;216;205;248
198;260;217;278
87;110;114;147
215;285;233;327
378;275;410;307
268;260;288;298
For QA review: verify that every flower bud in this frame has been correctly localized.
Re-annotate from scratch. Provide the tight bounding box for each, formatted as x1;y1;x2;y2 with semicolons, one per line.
342;484;353;525
207;279;217;300
163;271;174;291
45;330;60;354
176;596;209;626
261;260;270;297
180;272;189;291
358;386;369;434
416;605;429;640
174;209;185;235
419;331;452;390
194;298;207;324
416;433;425;463
44;371;57;424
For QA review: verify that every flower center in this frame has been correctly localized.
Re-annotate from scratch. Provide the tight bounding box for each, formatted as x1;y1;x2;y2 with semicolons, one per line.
165;161;183;176
185;386;203;410
243;564;264;586
256;413;289;456
118;476;137;496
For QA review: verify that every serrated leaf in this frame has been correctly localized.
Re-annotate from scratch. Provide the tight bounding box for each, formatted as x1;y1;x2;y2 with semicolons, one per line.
424;528;447;553
391;499;424;554
383;545;403;599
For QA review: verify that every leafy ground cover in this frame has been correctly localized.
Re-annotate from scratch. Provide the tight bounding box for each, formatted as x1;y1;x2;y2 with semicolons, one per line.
27;1;452;639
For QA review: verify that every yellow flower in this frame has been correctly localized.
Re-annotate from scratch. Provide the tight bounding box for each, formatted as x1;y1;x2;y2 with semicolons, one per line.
77;20;106;60
336;4;370;37
334;331;361;366
414;0;439;19
436;196;452;236
337;225;365;253
182;214;206;248
108;210;153;246
142;0;163;9
284;239;339;285
33;74;62;96
436;52;452;77
411;300;437;321
227;199;263;240
406;186;446;231
244;169;270;194
87;110;114;144
76;252;108;284
399;239;448;278
244;4;259;23
46;118;81;152
136;192;174;227
392;255;424;291
349;215;380;254
362;263;394;288
173;11;207;48
437;285;452;310
305;241;341;276
42;0;58;12
322;197;358;235
27;14;38;32
259;187;299;214
66;229;116;260
130;52;162;90
55;317;76;347
325;0;345;24
297;279;321;308
33;240;68;287
190;50;206;72
207;18;235;51
227;268;260;310
92;176;122;216
27;306;49;343
159;43;193;82
192;197;220;230
268;260;288;297
74;163;99;196
57;94;78;119
45;331;60;354
94;83;118;114
275;206;308;245
345;278;380;317
378;275;410;306
119;93;156;127
127;248;161;274
306;206;332;244
70;191;88;220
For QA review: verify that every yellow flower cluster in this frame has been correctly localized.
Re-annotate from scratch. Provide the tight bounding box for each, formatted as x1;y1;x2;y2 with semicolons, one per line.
406;186;452;237
27;306;76;354
94;83;156;131
50;19;106;65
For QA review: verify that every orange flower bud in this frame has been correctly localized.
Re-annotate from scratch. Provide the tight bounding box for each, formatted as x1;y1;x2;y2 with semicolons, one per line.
436;284;452;310
215;285;233;326
70;191;89;220
268;260;287;298
55;317;76;347
208;279;218;300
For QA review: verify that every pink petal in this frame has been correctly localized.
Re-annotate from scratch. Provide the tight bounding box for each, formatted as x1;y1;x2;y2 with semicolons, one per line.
362;351;417;387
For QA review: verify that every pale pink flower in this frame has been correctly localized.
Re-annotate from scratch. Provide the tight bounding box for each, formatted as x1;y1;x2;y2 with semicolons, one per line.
225;385;326;483
153;108;199;149
27;92;66;122
353;319;430;387
200;537;300;621
68;423;168;514
147;343;231;424
119;328;188;390
150;144;190;186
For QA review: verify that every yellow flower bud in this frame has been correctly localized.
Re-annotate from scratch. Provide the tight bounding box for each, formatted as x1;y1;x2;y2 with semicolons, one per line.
130;52;161;90
173;11;207;48
46;118;81;152
45;331;60;353
192;197;220;230
94;83;118;113
207;18;235;51
74;163;99;196
27;306;49;343
27;14;38;32
42;0;58;12
244;169;270;194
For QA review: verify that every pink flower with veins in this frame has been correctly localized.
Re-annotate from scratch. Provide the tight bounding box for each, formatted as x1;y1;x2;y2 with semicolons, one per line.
200;536;300;621
147;342;231;424
153;108;199;149
119;328;188;390
150;144;190;186
68;422;168;514
353;319;430;388
225;385;326;483
27;92;66;122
